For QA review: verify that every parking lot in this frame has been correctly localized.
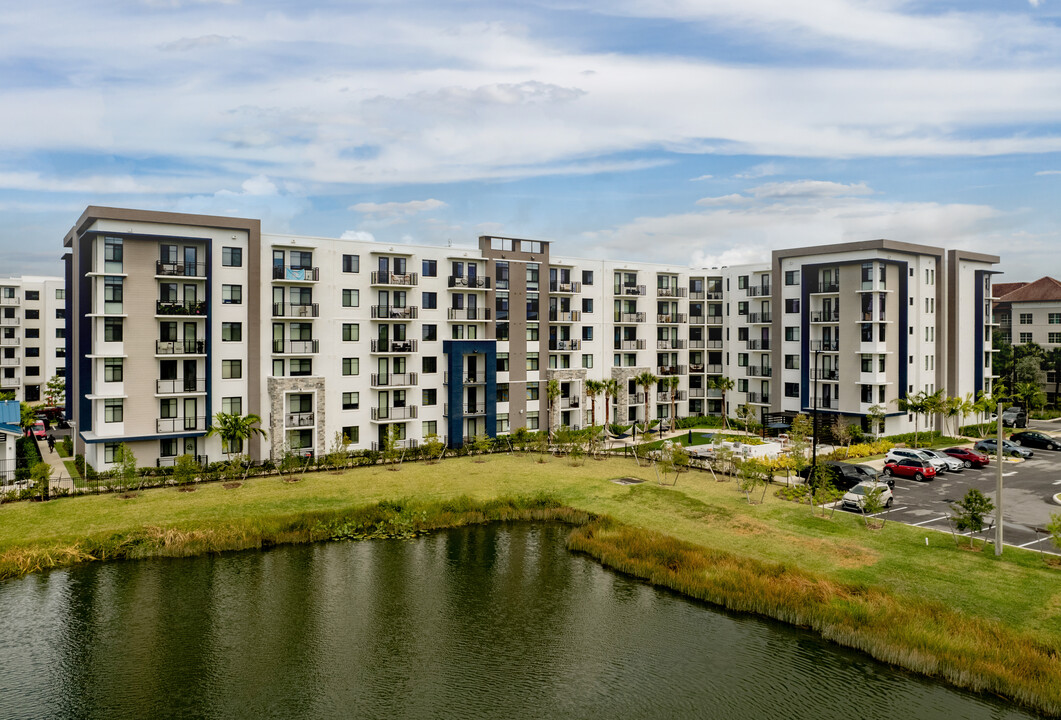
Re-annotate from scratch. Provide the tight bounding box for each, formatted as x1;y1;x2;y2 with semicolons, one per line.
838;421;1061;556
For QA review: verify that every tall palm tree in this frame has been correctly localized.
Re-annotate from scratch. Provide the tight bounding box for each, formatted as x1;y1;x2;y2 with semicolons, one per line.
603;378;619;437
664;375;680;433
922;389;946;435
633;371;659;441
585;379;605;427
894;390;927;447
546;378;561;441
708;375;735;429
207;412;267;462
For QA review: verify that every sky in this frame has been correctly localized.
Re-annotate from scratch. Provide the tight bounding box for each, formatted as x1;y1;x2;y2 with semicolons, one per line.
3;0;1061;280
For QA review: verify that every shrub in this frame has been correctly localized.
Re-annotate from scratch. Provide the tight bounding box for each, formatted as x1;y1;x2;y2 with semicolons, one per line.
822;439;894;460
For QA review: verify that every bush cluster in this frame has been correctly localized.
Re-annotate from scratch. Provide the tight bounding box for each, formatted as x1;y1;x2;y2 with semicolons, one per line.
822;439;894;460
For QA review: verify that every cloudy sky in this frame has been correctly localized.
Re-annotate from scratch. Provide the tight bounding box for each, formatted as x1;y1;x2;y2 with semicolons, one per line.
3;0;1061;279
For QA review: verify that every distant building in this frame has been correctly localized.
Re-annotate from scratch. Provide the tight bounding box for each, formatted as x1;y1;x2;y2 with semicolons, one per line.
0;400;20;482
0;276;66;402
992;276;1061;402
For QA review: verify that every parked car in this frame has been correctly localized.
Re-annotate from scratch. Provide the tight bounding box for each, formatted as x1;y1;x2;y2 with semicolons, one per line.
882;458;938;481
30;420;46;440
1009;431;1061;451
1001;406;1028;428
799;461;869;492
942;447;990;468
973;438;1034;458
841;481;894;512
885;448;949;474
919;448;964;472
846;463;894;489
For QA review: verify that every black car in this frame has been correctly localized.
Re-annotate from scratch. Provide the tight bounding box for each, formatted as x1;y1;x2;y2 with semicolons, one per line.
801;461;894;491
1009;431;1061;451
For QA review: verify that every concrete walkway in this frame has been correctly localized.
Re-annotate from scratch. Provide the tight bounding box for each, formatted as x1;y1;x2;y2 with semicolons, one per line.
34;435;76;491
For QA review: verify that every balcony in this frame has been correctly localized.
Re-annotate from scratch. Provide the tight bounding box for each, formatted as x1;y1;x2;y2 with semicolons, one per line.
747;339;770;350
747;312;772;324
746;366;772;377
706;340;723;349
371;406;419;421
156;378;206;394
285;411;315;427
560;396;580;409
444;372;485;385
156;416;207;433
370;339;418;353
689;387;705;398
810;340;839;352
706;291;724;300
705;316;723;325
704;364;723;374
371;439;420;451
657;365;686;376
273;266;320;282
813;368;839;381
628;393;645;404
689;315;705;325
748;392;769;404
371;305;419;320
0;316;19;327
370;271;417;287
657;339;686;349
0;296;19;306
810;311;839;323
447;308;491;321
620;284;647;296
371;373;418;387
811;282;840;294
549;339;581;351
746;285;772;297
549;281;582;293
812;398;840;410
657;391;687;402
0;337;20;347
689;291;705;300
156;261;207;278
615;312;647;323
689;339;705;349
272;302;319;318
156;339;206;355
0;356;18;366
0;372;21;385
273;339;319;354
448;276;491;289
443;403;485;417
614;339;646;350
550;310;581;323
689;363;704;373
156;454;208;468
657;313;688;324
657;287;687;298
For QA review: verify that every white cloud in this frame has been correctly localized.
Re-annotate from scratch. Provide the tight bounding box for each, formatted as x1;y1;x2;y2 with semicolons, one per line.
748;180;873;199
1035;170;1061;175
158;35;240;52
351;198;448;218
340;230;376;242
171;175;308;230
1029;0;1044;7
690;174;713;181
735;163;783;180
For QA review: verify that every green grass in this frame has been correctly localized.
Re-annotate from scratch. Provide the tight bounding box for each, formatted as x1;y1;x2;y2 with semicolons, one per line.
2;454;1061;713
61;460;82;485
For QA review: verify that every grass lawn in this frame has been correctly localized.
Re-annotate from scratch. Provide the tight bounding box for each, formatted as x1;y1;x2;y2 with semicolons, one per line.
61;460;82;485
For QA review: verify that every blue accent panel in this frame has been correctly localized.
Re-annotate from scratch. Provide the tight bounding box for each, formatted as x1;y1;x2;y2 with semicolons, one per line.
63;253;73;419
83;432;206;444
897;262;909;400
974;270;986;394
442;339;498;448
204;240;213;430
78;243;93;434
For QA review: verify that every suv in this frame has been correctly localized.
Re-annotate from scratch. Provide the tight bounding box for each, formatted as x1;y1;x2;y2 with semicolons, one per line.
882;458;937;481
841;481;894;512
1001;406;1028;428
885;448;949;474
1009;431;1061;451
974;438;1034;458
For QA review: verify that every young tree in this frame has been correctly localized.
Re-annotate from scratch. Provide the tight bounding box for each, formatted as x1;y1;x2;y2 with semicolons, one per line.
173;453;199;488
895;390;928;447
43;375;66;407
19;402;37;433
206;412;267;463
472;432;492;460
860;484;887;529
423;433;445;463
865;405;886;438
789;413;813;442
831;418;853;457
585;379;605;427
382;424;402;468
708;375;735;429
603;378;619;441
922;389;946;435
633;371;658;441
951;488;995;548
1016;381;1047;413
113;443;138;493
1048;512;1061;554
30;460;51;501
546;379;561;442
664;375;680;433
326;431;350;472
735;403;756;433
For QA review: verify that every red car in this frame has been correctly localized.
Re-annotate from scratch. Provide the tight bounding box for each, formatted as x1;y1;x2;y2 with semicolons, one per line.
882;458;938;482
942;447;990;469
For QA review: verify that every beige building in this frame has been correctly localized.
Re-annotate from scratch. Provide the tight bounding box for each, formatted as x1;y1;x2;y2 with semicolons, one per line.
0;276;66;402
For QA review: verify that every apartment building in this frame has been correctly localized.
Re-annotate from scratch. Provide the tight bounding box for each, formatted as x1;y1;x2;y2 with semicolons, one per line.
0;276;66;402
63;207;999;470
991;276;1061;402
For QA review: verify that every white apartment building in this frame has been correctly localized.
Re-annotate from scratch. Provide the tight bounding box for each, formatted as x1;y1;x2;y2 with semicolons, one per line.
0;275;66;402
63;207;998;470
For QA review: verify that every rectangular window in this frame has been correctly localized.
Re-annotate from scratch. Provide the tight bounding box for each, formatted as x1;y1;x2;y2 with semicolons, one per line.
222;322;242;341
1049;313;1061;325
582;354;593;368
290;358;312;376
56;328;65;339
1020;313;1034;324
222;284;242;304
422;388;437;406
24;347;39;358
1020;332;1033;343
222;396;243;415
342;255;359;273
423;356;437;373
342;323;359;341
785;326;799;342
582;298;593;313
24;309;39;320
341;426;359;444
526;411;539;430
342;289;359;307
785;382;799;397
1049;333;1061;344
423;324;437;341
784;298;799;314
55;309;65;319
527;384;539;401
582;270;594;285
582;326;593;341
222;247;243;267
497;383;509;402
56;289;65;299
104;443;119;464
737;275;748;290
737;301;748;315
104;358;123;382
422;259;437;277
527;352;539;371
343;357;359;376
422;292;437;309
784;354;798;370
104;398;123;423
497;353;509;372
222;359;242;379
104;319;123;342
785;270;799;286
104;276;123;303
103;237;123;271
527;324;539;342
342;392;359;410
25;328;39;339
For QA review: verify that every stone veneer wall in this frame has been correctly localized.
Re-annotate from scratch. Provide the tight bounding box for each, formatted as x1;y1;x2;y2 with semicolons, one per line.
545;368;587;431
611;366;649;425
266;375;326;460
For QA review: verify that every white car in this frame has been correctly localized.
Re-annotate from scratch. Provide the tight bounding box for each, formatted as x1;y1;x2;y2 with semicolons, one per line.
841;481;894;512
919;449;964;472
884;448;949;474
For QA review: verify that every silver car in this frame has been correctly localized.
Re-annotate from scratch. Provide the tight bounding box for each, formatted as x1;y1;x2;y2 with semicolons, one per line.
920;449;964;472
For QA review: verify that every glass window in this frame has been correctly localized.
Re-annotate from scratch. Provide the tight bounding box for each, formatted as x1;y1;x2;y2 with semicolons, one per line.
222;360;242;378
422;388;437;406
582;326;593;340
341;426;359;443
422;259;437;277
497;353;509;372
582;298;593;313
422;292;437;309
582;354;593;368
342;392;359;410
582;270;594;285
423;324;437;341
222;322;242;341
1020;313;1033;324
343;255;359;273
342;289;358;307
785;382;799;397
495;261;509;290
290;358;312;376
222;397;243;415
104;398;123;422
785;326;799;342
25;309;39;320
343;323;359;341
423;356;437;373
497;383;509;402
104;319;123;342
25;328;39;339
104;276;123;303
104;358;123;382
527;384;539;400
222;247;242;267
104;443;119;463
785;270;799;286
222;285;242;304
527;352;539;371
1050;313;1061;324
55;309;65;319
56;289;66;299
342;358;358;376
24;290;40;301
104;237;123;271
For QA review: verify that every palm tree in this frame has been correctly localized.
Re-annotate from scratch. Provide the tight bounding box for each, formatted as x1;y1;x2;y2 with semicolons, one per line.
206;412;267;462
1045;347;1061;408
951;392;975;437
664;375;680;433
603;378;619;441
585;379;605;427
1016;381;1047;413
922;389;946;435
633;371;659;441
546;378;561;441
707;375;735;429
894;390;927;447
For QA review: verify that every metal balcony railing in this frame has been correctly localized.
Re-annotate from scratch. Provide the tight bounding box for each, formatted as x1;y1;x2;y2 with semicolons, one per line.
448;276;490;289
657;365;686;376
156;261;207;277
628;393;645;404
689;387;705;398
371;305;418;319
810;340;840;352
810;311;839;323
0;316;20;326
370;271;417;286
156;454;208;468
705;316;723;325
549;281;582;293
748;312;772;324
747;339;770;350
371;406;419;421
156;416;207;432
657;313;688;324
614;339;645;350
285;411;315;427
273;266;319;282
371;439;420;451
657;391;687;402
273;339;319;354
560;396;580;409
370;339;417;353
813;398;840;410
746;366;772;377
615;312;646;323
746;285;772;297
549;311;581;323
444;372;485;384
704;364;723;374
657;287;687;298
272;303;319;318
443;403;485;416
156;378;206;394
747;392;770;404
656;339;686;349
370;373;418;387
811;282;840;294
156;301;208;316
156;340;206;355
447;308;491;320
813;368;839;380
620;284;647;296
549;339;581;351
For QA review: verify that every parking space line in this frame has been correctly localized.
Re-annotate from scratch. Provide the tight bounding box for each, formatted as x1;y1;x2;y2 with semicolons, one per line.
911;516;950;527
866;506;908;517
1002;471;1018;477
1018;537;1049;548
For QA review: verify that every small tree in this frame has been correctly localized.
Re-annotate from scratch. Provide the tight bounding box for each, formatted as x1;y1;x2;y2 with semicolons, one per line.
19;402;37;433
789;413;812;442
473;433;492;460
173;453;199;488
114;443;137;493
865;405;886;438
31;461;51;501
206;412;267;463
585;379;605;427
860;484;887;529
831;418;853;457
326;431;350;472
1048;512;1061;554
634;371;659;441
382;425;402;468
735;403;756;434
43;375;66;407
737;458;770;504
423;433;445;463
951;488;995;548
546;379;561;442
535;430;549;462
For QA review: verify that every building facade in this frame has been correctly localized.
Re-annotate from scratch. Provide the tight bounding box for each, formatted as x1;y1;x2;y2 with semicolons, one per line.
63;207;999;470
0;275;66;402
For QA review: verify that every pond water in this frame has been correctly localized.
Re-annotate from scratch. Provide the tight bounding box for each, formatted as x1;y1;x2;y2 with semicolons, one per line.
0;524;1038;719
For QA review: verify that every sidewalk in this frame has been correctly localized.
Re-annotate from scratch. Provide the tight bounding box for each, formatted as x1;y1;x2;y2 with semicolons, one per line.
34;436;75;491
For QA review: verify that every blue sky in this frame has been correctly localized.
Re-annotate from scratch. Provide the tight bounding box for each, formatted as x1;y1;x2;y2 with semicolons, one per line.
3;0;1061;279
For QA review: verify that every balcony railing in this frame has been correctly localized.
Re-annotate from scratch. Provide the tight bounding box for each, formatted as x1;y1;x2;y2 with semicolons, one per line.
746;365;772;377
272;302;319;318
448;276;490;289
549;281;582;293
615;312;646;323
689;315;705;325
689;291;705;300
560;396;580;409
550;311;581;323
1;372;21;385
657;313;688;324
705;316;723;325
620;284;647;296
657;287;687;298
657;339;686;349
748;392;770;404
747;339;770;350
371;406;419;421
0;337;20;347
370;271;418;286
443;403;485;416
444;372;485;384
370;439;420;451
706;340;723;348
810;340;839;352
156;416;207;433
813;368;839;381
748;312;772;324
156;339;206;355
628;393;645;404
371;305;419;319
156;261;207;277
811;282;840;294
273;339;319;354
285;411;315;427
0;296;19;306
156;301;208;316
370;339;418;353
746;285;772;297
0;316;19;326
0;356;19;366
614;340;645;350
689;339;705;349
447;308;491;320
657;391;687;402
689;387;705;398
370;373;418;387
810;311;839;323
273;266;320;282
657;365;686;376
156;455;208;468
156;378;206;394
705;364;723;374
812;398;840;410
549;339;581;351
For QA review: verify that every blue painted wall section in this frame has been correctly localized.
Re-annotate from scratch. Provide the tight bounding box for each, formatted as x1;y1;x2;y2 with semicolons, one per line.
442;339;497;447
77;241;92;435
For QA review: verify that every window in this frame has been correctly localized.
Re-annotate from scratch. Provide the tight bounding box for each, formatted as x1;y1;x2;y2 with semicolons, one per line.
497;414;509;434
343;357;358;376
451;325;464;340
104;358;123;382
1020;313;1033;324
784;354;798;370
423;356;437;373
25;328;39;339
784;298;799;314
422;259;437;277
785;382;799;397
527;352;539;371
56;328;65;339
582;270;594;285
737;379;748;393
290;358;312;376
582;326;593;341
103;443;120;464
785;326;799;342
496;322;509;341
737;301;748;315
222;360;242;379
222;247;243;267
785;270;799;286
1050;333;1061;344
422;292;437;309
497;353;509;372
222;322;242;341
861;355;873;373
222;397;243;415
342;289;359;307
527;384;539;400
343;392;359;410
56;348;65;358
104;398;123;422
222;284;242;304
423;324;437;341
103;237;123;271
1050;313;1061;325
738;275;748;290
343;255;359;273
104;276;123;303
1020;332;1033;343
55;309;65;320
422;388;437;406
526;411;539;430
582;298;593;313
737;353;748;367
582;354;593;368
496;291;509;320
497;383;509;402
422;421;437;437
104;318;123;342
527;324;539;342
56;289;65;300
25;309;39;320
341;426;359;444
342;323;359;341
25;366;39;377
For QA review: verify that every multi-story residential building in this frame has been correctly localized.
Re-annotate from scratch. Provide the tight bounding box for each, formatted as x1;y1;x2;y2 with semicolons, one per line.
0;275;66;402
63;207;999;471
991;276;1061;402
